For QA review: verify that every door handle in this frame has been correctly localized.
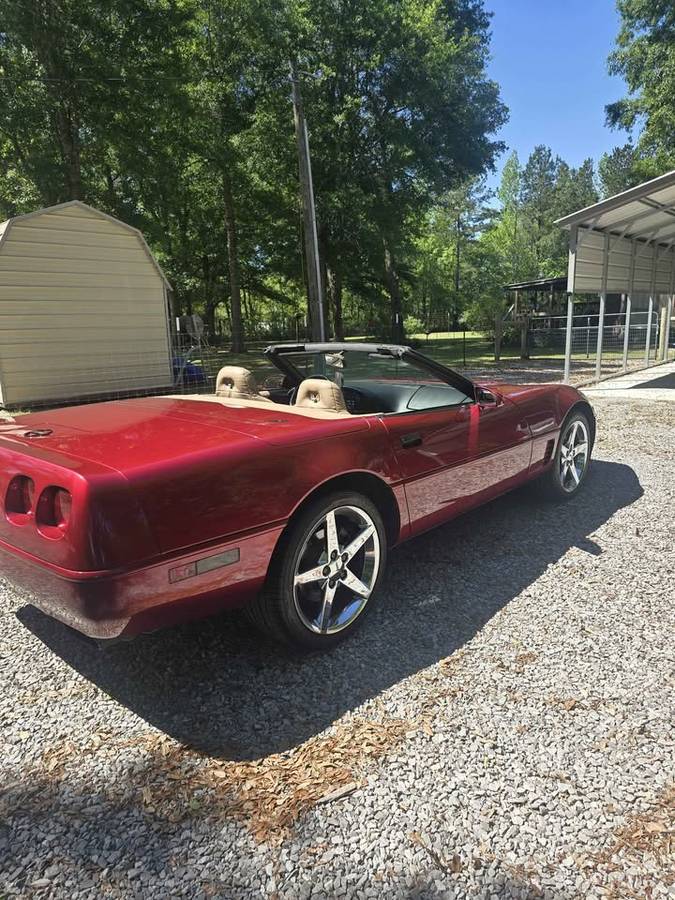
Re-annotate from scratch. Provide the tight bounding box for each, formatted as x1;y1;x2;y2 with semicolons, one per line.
400;432;423;448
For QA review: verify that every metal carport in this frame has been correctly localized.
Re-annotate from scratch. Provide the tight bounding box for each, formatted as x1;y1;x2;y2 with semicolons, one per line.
556;170;675;382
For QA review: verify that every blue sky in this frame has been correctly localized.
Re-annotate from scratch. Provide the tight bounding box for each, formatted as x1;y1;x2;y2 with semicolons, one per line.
485;0;629;185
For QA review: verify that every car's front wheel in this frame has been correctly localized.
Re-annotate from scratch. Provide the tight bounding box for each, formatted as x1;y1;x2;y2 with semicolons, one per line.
538;409;592;500
247;491;387;650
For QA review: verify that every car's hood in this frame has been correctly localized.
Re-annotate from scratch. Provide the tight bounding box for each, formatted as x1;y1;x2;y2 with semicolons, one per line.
2;396;368;472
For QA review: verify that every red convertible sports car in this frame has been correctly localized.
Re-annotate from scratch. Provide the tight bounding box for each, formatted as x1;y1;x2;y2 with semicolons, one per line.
0;343;594;649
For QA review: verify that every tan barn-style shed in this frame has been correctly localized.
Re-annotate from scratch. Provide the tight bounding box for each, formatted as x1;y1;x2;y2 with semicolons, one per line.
0;200;172;407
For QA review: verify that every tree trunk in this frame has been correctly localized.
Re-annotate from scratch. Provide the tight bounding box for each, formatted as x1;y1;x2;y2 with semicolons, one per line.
55;107;82;200
203;301;217;337
454;213;461;327
202;255;218;338
320;246;330;338
223;170;244;352
383;237;404;342
327;264;344;340
494;311;503;362
520;318;529;360
34;13;82;200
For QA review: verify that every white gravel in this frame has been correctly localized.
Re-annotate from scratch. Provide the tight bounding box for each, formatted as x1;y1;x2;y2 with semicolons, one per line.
1;393;674;899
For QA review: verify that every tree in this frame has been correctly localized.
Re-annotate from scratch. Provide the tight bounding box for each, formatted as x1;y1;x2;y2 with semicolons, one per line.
411;179;492;331
0;0;508;346
0;0;193;214
550;157;598;264
466;148;598;338
276;0;506;341
520;145;561;276
598;143;641;197
465;154;532;335
607;1;675;171
488;151;533;284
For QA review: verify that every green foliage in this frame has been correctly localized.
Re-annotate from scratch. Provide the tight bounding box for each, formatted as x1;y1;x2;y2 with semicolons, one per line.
0;0;506;345
607;1;675;167
463;147;599;330
409;178;494;330
606;1;675;188
403;315;425;335
598;143;642;197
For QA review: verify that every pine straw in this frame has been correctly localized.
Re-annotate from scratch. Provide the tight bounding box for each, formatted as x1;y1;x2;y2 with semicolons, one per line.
21;658;462;844
609;784;674;870
590;783;675;894
139;716;410;843
28;715;412;844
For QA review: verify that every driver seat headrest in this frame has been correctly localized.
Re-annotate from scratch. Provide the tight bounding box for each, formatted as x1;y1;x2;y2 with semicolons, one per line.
295;378;349;414
216;366;270;401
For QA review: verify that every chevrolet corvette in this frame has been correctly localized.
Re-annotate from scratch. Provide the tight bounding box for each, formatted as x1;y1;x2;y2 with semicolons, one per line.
0;343;594;649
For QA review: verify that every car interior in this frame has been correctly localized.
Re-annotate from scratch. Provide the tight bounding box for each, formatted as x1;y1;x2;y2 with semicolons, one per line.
208;362;472;418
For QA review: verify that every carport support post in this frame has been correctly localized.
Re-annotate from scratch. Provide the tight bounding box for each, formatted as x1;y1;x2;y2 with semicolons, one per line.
622;294;632;371
563;293;573;383
665;296;673;361
594;234;610;383
644;295;653;366
595;293;606;383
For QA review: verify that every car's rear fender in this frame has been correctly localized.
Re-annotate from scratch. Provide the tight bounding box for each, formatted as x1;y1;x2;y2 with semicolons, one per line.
0;438;158;572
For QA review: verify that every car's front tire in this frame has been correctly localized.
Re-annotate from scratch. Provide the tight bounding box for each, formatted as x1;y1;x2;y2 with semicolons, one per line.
246;491;387;650
538;409;593;501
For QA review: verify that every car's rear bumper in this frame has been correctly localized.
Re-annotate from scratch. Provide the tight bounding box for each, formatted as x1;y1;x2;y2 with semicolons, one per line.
0;526;283;639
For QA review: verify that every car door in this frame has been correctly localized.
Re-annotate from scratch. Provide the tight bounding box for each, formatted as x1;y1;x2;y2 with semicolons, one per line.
383;387;532;536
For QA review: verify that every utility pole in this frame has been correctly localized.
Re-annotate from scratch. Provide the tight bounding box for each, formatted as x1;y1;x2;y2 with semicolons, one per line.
290;61;325;342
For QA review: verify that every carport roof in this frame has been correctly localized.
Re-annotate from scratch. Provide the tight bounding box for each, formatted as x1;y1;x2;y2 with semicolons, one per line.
503;276;567;292
556;169;675;246
557;170;675;295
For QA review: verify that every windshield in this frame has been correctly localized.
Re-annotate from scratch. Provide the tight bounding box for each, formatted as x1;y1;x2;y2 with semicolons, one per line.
274;349;445;388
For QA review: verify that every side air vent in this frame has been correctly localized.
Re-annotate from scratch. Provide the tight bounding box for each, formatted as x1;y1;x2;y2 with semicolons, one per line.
543;439;555;465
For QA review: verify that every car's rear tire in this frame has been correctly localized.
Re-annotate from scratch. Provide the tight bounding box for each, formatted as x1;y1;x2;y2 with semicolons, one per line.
538;409;592;501
246;491;387;650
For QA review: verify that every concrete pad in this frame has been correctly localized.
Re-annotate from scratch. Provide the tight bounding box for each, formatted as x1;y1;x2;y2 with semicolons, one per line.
583;360;675;402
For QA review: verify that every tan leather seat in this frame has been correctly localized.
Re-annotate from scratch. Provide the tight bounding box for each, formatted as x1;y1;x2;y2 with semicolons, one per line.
215;366;270;401
295;378;349;414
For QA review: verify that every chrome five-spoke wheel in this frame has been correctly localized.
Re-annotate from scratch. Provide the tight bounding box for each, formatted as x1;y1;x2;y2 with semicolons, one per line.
247;491;387;649
293;505;381;634
559;418;589;493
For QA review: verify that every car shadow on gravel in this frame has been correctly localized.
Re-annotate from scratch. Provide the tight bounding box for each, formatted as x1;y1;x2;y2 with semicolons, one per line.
19;459;642;762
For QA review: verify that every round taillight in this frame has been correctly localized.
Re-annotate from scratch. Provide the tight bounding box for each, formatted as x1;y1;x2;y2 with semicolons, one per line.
53;488;72;526
5;476;35;515
36;486;72;530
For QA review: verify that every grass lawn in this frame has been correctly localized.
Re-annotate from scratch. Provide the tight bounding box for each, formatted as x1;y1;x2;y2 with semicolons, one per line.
190;332;566;380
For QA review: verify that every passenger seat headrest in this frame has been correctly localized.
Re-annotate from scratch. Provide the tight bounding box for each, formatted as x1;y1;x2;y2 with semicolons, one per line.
295;378;349;414
216;365;269;401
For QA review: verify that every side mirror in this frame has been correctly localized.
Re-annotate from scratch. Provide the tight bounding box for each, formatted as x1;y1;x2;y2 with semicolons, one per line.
477;387;501;407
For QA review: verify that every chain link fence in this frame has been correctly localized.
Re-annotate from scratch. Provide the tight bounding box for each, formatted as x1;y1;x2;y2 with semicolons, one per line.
3;306;673;411
559;302;673;384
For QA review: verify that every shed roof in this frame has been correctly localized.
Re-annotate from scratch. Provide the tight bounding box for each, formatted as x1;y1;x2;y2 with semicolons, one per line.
0;200;170;289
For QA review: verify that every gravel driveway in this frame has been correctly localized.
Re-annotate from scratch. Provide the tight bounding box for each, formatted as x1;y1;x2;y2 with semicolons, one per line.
1;393;674;899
